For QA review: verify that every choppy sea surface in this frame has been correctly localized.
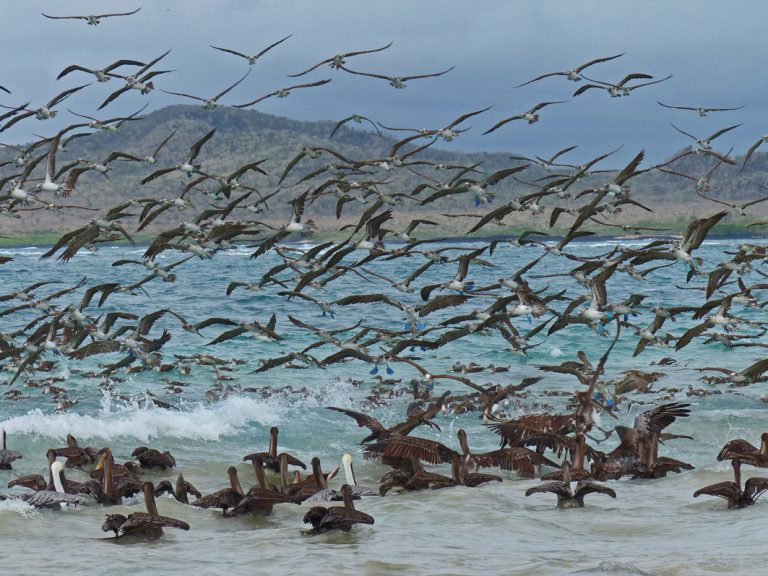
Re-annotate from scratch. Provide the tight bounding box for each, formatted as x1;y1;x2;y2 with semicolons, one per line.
0;238;766;576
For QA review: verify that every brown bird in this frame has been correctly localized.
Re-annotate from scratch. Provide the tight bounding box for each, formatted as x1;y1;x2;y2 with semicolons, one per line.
191;467;244;514
101;482;190;540
694;478;768;509
131;446;176;470
303;484;375;533
242;426;306;472
525;461;616;508
154;473;202;505
328;392;449;444
0;427;22;470
716;433;768;489
226;455;299;517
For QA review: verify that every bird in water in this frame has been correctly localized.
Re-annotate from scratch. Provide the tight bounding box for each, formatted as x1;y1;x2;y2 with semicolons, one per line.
242;426;307;472
694;433;768;508
12;461;92;509
303;484;375;533
131;446;176;470
154;473;202;504
694;477;768;509
192;467;244;514
226;455;300;517
525;461;616;508
305;454;380;502
102;481;190;539
0;427;22;470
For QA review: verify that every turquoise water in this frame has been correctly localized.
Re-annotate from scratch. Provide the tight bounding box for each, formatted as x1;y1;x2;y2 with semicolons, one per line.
0;238;766;575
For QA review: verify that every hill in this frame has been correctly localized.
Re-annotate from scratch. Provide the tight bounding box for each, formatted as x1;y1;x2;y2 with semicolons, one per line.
1;105;767;238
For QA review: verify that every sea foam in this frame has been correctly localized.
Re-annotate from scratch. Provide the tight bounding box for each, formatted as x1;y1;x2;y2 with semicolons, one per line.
1;394;285;443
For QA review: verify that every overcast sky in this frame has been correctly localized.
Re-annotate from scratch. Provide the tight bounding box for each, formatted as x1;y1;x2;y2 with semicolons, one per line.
2;1;767;165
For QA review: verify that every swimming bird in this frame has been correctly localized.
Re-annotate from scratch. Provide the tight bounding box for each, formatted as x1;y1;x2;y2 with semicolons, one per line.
694;478;768;509
227;455;300;516
592;403;693;480
305;454;379;502
42;7;141;25
211;34;293;65
191;467;244;514
715;434;768;489
101;481;190;539
516;53;624;86
154;474;201;504
303;484;374;533
281;456;339;502
50;434;98;468
131;446;176;470
93;448;142;505
15;461;92;509
0;427;22;470
456;428;557;477
242;426;307;472
377;453;456;495
525;461;616;508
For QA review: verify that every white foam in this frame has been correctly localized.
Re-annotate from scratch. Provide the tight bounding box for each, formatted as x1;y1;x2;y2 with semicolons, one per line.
1;394;285;443
548;346;563;358
0;498;37;517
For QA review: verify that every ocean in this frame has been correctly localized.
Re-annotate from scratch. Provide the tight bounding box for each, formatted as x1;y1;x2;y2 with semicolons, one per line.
0;238;765;576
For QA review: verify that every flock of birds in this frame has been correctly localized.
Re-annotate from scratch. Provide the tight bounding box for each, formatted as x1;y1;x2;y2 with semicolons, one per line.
1;7;768;542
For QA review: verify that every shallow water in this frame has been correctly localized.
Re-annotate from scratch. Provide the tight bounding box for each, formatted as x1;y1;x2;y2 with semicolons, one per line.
0;238;766;575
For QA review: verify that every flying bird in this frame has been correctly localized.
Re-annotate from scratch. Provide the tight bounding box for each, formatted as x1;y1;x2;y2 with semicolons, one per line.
98;49;173;109
515;53;625;87
0;85;89;132
41;7;142;26
483;101;566;134
657;101;744;117
670;122;741;151
289;42;393;77
161;70;251;109
574;73;672;97
233;79;331;108
339;65;455;89
210;34;293;65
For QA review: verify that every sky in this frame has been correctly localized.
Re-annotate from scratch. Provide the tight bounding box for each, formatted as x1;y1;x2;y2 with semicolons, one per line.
2;0;767;165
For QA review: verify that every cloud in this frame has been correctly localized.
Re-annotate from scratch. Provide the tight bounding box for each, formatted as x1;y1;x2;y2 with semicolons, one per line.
3;0;767;165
